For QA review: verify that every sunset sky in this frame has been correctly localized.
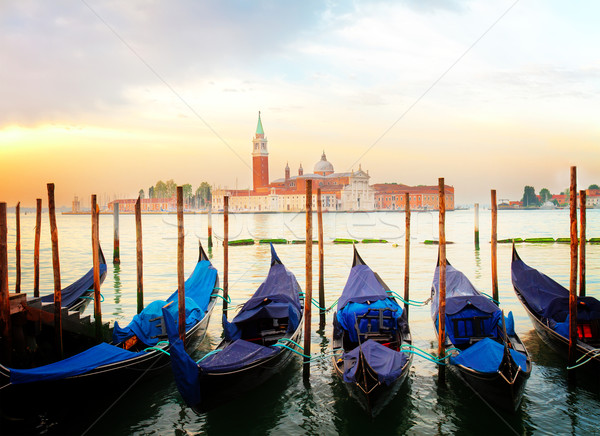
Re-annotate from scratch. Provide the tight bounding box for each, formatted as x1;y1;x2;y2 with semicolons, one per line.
1;0;599;208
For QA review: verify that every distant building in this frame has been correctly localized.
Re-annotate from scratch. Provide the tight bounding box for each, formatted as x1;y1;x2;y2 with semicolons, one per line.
107;197;177;213
72;196;81;213
212;112;454;212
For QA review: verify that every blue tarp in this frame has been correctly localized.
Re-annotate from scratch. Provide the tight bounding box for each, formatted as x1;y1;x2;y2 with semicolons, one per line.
41;263;107;308
199;339;277;372
450;337;528;373
162;307;203;407
113;259;217;346
224;245;302;341
9;343;144;384
337;264;390;311
512;254;600;337
342;339;408;385
337;299;402;343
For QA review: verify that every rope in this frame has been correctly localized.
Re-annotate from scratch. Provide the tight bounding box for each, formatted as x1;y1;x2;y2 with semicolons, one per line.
197;348;222;364
480;292;500;305
386;290;431;306
81;293;104;302
211;293;231;303
298;293;339;314
567;348;600;370
143;346;170;356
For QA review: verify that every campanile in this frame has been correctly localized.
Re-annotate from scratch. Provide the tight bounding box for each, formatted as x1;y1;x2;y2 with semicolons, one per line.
252;111;269;190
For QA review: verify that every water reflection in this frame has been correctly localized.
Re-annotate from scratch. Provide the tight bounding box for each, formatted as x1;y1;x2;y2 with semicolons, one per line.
112;263;122;319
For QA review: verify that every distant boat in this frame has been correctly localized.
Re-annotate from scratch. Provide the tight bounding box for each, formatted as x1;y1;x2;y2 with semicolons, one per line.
539;201;556;210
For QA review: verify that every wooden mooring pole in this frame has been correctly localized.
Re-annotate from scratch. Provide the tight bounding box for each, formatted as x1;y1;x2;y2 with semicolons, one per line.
579;190;586;297
223;196;229;318
568;166;578;380
15;202;21;293
177;187;186;342
491;190;498;302
438;178;446;384
304;180;313;377
474;203;480;250
91;195;102;341
0;203;11;364
317;188;325;328
47;183;63;359
135;196;144;314
208;201;213;249
34;198;42;297
404;192;411;318
113;202;120;264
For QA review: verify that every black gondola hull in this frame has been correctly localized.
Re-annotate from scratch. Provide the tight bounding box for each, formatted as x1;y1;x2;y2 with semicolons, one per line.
191;326;303;413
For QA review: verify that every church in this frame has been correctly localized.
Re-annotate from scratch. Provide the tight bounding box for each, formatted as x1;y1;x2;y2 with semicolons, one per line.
211;113;454;212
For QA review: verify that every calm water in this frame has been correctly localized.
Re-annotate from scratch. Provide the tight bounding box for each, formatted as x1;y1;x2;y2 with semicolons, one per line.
4;209;600;435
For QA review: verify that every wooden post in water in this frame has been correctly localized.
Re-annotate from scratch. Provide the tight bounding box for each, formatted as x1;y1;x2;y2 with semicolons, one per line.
177;187;186;342
474;203;480;250
491;190;499;302
317;188;325;328
207;201;213;249
223;196;229;318
113;202;120;264
568;166;578;378
0;203;11;364
91;195;102;341
47;183;63;358
304;180;313;377
15;202;21;293
404;193;411;318
438;178;447;383
135;196;144;314
34;198;42;298
579;190;586;297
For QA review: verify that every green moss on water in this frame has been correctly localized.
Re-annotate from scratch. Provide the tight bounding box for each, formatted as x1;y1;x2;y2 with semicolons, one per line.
362;239;388;244
555;238;571;243
524;237;555;243
423;240;454;245
498;238;523;243
291;240;319;244
259;239;288;244
228;239;255;246
588;238;600;243
333;238;359;244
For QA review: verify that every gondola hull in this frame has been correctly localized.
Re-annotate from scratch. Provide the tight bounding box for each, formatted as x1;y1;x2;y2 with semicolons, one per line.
447;354;529;412
515;290;600;370
333;340;412;416
192;325;303;412
0;296;218;419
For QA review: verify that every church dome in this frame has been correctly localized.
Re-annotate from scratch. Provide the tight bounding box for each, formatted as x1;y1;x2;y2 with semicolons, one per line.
314;151;334;175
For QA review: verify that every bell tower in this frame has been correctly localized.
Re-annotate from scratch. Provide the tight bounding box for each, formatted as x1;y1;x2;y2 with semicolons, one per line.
252;111;269;190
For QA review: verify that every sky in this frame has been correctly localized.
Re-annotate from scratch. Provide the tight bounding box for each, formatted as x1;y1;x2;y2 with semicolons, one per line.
1;0;599;208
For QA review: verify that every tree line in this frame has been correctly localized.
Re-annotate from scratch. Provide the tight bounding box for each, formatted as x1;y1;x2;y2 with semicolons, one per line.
521;184;599;207
138;180;212;208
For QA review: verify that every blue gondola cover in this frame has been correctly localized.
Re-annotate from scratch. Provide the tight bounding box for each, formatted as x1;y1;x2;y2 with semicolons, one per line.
113;259;217;345
40;263;107;307
223;245;302;341
450;337;528;373
512;255;600;338
162;307;203;407
9;343;144;384
342;339;408;385
199;339;277;372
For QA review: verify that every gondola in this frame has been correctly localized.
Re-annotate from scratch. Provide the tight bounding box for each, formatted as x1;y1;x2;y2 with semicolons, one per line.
165;244;303;412
332;247;412;416
39;245;108;313
0;243;219;420
511;245;600;369
431;259;531;412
